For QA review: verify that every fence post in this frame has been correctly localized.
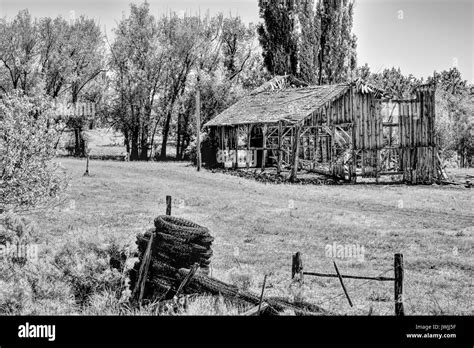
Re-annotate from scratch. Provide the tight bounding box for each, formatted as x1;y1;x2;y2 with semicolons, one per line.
84;155;90;177
166;196;172;216
394;253;405;316
292;252;304;282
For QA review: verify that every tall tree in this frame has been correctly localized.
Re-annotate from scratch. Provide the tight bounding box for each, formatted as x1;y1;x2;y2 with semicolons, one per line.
158;15;206;159
110;2;165;161
37;16;70;99
0;10;40;93
174;15;267;160
317;0;357;84
65;16;106;157
257;0;356;84
431;68;473;167
257;0;301;78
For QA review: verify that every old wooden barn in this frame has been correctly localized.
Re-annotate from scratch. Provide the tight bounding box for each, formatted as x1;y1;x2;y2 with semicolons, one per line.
204;77;440;184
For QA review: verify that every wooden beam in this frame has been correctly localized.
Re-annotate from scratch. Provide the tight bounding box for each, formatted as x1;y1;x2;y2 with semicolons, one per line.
334;261;353;307
292;252;304;281
290;125;301;182
196;88;202;172
257;275;268;315
394;253;405;316
261;125;268;171
314;114;319;166
241;302;270;316
166;196;172;216
331;125;336;175
221;126;225;150
234;126;239;170
304;272;395;282
351;88;357;183
277;121;283;174
175;263;200;297
247;124;252;169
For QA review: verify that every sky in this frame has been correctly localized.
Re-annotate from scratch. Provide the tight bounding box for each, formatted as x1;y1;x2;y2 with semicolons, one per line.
1;0;473;83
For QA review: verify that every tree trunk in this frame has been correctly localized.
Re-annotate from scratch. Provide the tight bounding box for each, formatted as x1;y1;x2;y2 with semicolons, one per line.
124;129;130;156
139;124;149;161
74;127;83;157
176;114;182;160
160;109;173;160
130;125;140;161
180;111;192;160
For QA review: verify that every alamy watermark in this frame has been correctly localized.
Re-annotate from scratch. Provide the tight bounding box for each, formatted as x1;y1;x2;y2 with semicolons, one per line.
0;238;39;263
325;242;365;262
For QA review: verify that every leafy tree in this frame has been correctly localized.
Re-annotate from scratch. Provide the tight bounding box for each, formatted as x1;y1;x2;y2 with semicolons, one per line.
257;0;356;84
109;2;165;161
0;93;67;213
37;16;70;99
174;15;267;160
366;67;421;99
431;68;473;167
257;0;305;79
1;11;105;157
158;15;206;159
316;0;357;84
0;10;41;93
222;18;260;80
62;17;105;157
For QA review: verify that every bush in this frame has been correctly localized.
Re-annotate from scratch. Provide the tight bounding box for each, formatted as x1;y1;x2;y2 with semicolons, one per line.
53;240;129;307
0;214;76;315
186;133;218;167
0;219;134;314
0;92;68;212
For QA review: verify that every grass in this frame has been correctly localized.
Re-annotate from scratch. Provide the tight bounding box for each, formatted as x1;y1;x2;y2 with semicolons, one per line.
25;158;474;315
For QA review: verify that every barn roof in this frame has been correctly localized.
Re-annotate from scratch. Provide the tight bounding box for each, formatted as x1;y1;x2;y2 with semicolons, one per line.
204;83;351;127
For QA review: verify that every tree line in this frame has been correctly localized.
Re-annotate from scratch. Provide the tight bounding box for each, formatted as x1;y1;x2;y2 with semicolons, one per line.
0;0;360;162
0;0;472;171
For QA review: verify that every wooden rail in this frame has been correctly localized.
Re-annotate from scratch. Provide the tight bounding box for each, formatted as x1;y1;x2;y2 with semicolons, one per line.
292;252;404;316
303;272;395;282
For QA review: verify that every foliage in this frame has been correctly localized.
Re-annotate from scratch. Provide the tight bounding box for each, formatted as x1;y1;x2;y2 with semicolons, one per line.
108;5;267;161
258;0;357;84
357;66;422;99
0;10;106;158
0;226;133;314
431;68;473;166
0;93;68;212
355;65;473;167
315;0;357;84
0;10;41;93
53;240;129;307
109;2;166;161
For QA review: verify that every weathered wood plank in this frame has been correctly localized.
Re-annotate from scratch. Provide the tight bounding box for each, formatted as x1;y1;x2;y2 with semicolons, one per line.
277;121;282;174
290;125;301;182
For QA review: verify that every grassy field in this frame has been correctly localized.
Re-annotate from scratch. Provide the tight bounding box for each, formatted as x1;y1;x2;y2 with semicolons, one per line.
31;158;473;315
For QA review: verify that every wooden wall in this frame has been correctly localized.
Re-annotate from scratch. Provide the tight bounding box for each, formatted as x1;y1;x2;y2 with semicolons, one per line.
350;88;437;183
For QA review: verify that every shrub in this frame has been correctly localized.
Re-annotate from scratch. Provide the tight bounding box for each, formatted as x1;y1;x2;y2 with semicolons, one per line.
0;217;76;315
186;133;219;167
0;231;136;315
53;240;127;307
0;92;68;212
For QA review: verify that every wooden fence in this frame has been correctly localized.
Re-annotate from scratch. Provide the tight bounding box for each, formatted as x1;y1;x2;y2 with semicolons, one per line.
292;252;405;316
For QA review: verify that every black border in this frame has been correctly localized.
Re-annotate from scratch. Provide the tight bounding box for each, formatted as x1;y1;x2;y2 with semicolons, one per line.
0;316;472;347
